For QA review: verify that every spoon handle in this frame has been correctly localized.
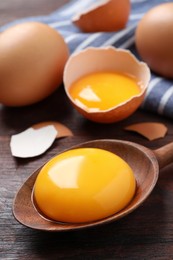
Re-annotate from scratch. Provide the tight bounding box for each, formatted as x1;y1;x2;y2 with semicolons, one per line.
154;142;173;169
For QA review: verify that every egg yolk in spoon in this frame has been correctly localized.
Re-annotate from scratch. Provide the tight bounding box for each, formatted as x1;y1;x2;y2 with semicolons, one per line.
33;148;136;223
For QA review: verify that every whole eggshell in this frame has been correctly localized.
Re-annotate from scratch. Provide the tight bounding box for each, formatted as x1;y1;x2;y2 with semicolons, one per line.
0;22;69;106
135;3;173;79
72;0;130;32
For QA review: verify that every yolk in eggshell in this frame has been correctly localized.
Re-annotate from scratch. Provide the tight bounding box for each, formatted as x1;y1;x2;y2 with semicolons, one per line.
33;148;136;223
69;72;141;112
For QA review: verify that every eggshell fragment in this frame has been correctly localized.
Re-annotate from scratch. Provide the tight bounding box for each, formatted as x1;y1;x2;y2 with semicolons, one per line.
135;3;173;78
63;47;150;123
10;126;57;158
124;122;167;141
32;121;73;138
72;0;130;32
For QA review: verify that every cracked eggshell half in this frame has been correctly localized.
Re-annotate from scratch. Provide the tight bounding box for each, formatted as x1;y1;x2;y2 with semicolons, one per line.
72;0;130;32
63;47;151;123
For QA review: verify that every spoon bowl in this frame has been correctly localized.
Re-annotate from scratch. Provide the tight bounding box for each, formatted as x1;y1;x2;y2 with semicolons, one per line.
13;139;173;231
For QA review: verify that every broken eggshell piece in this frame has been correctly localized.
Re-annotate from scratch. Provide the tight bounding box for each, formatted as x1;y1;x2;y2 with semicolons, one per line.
63;47;151;123
10;125;57;158
72;0;130;32
124;122;168;141
32;121;73;138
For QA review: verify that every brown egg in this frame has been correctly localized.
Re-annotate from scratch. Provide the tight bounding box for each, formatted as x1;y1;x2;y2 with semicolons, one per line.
63;47;150;123
72;0;130;32
135;3;173;79
0;22;69;106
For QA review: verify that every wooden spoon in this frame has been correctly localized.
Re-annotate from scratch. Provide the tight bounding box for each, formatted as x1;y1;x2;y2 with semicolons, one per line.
13;139;173;231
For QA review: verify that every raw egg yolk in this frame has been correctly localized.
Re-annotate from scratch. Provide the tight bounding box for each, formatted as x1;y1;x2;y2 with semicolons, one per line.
33;148;136;223
69;72;141;111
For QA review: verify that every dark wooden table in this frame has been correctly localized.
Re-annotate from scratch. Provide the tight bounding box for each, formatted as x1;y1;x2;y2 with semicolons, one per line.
1;1;173;259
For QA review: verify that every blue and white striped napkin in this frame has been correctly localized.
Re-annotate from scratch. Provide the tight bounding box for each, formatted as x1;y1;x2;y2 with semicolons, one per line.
1;0;173;119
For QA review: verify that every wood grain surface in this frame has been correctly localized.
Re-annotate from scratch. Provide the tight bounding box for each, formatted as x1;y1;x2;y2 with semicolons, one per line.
1;1;173;259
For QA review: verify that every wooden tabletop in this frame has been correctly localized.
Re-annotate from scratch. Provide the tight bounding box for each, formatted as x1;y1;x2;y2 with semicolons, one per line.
1;1;173;259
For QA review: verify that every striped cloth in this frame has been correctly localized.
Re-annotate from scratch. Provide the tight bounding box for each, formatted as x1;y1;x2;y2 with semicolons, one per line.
1;0;173;119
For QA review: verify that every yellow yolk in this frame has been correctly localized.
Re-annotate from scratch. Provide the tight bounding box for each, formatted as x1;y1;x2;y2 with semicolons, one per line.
33;148;136;223
69;72;141;111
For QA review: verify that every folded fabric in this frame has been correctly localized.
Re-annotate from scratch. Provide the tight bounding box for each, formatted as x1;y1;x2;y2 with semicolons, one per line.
1;0;172;119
